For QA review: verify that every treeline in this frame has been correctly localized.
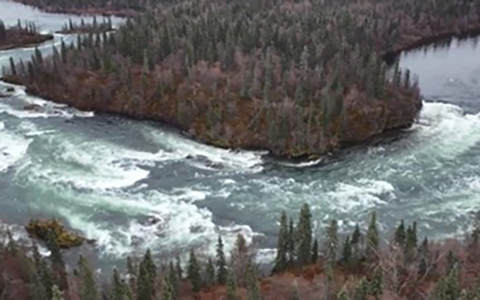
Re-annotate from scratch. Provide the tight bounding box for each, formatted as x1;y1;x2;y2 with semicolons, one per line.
4;0;480;156
13;0;179;14
2;205;480;299
58;17;113;34
0;19;54;51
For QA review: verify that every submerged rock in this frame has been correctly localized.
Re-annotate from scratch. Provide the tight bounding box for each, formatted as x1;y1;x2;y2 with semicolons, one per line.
23;104;43;111
25;219;87;249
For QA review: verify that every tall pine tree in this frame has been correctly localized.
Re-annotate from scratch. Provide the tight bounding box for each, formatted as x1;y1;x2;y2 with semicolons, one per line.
187;249;202;293
273;211;288;273
77;255;98;300
296;204;312;268
366;212;379;263
216;235;228;285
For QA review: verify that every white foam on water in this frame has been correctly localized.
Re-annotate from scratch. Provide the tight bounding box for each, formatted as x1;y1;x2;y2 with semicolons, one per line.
0;87;95;119
24;133;151;191
52;188;257;259
414;101;480;160
143;127;265;173
278;158;323;168
326;179;394;212
0;122;31;172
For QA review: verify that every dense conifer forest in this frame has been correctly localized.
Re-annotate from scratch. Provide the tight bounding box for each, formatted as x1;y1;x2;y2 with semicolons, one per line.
0;19;53;51
1;206;480;299
6;0;480;157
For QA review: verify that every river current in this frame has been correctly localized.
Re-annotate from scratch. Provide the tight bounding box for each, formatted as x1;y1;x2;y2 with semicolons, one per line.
1;0;480;270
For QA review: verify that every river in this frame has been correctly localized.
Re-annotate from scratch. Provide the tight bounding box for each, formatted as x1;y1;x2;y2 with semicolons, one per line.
1;0;480;271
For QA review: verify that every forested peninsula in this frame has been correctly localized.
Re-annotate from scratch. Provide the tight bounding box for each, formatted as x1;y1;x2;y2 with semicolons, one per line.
4;0;479;157
0;20;53;51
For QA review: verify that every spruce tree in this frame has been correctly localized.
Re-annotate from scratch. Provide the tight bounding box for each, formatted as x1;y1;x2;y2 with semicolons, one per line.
168;261;179;297
273;211;288;273
368;268;383;299
111;268;127;300
77;255;98;300
9;57;16;76
394;220;406;247
206;257;215;287
471;223;480;248
311;238;319;264
216;236;228;285
296;203;312;268
246;265;261;300
325;219;339;265
46;233;68;291
32;246;53;300
175;256;183;279
406;222;417;255
187;249;202;293
226;270;237;300
160;278;175;300
137;250;156;300
287;218;295;267
342;236;353;267
432;263;460;300
366;212;379;262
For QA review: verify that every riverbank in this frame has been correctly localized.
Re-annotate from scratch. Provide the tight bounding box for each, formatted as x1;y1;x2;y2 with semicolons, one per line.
10;0;140;17
0;20;53;51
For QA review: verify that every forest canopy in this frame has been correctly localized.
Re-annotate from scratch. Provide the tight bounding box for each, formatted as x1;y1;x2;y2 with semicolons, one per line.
5;0;480;157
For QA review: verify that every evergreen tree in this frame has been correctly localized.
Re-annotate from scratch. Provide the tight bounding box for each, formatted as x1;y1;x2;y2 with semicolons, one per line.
342;236;353;267
77;255;98;300
111;268;129;300
311;238;319;264
160;278;175;300
369;268;383;299
168;261;179;297
432;263;460;300
366;212;379;262
46;233;68;291
187;249;202;293
287;218;295;267
51;285;65;300
447;251;458;273
137;250;156;300
246;265;261;300
226;270;237;300
9;57;16;76
32;246;53;300
175;256;183;280
406;222;418;255
471;223;480;248
206;257;215;287
216;235;228;285
296;203;312;268
394;220;406;247
273;211;289;273
350;224;363;268
325;219;339;265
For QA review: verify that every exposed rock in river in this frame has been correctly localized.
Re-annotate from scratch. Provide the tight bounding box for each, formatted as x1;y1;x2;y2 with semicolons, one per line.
25;219;89;249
